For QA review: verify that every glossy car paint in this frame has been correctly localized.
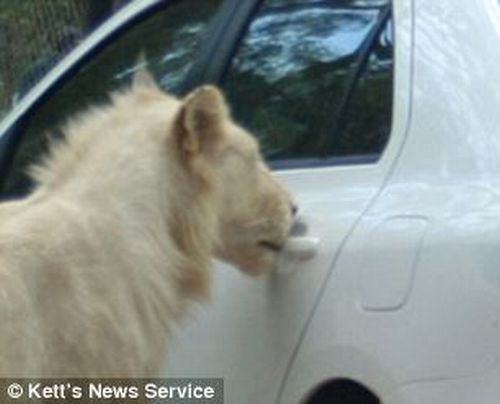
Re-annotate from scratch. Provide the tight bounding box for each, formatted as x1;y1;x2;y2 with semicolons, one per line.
2;0;500;403
280;0;500;402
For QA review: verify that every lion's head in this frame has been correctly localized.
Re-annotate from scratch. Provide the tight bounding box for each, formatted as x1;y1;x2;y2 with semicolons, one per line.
169;84;295;275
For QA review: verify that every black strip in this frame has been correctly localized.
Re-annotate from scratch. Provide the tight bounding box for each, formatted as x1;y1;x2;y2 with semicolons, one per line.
321;4;392;154
203;0;263;85
180;0;241;91
0;122;23;199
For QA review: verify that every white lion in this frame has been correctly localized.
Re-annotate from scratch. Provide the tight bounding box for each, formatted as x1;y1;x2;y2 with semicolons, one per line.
0;71;294;377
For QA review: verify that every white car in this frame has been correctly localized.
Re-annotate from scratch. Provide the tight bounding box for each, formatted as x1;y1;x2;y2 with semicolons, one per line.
1;0;500;403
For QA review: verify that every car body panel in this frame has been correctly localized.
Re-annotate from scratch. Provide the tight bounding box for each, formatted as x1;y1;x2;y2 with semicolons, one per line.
359;216;428;312
281;0;500;402
166;2;413;404
166;168;391;403
386;367;500;404
2;0;500;402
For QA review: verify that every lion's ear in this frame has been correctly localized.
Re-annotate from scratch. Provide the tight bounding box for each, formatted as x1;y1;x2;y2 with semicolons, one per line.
174;86;229;154
132;67;158;91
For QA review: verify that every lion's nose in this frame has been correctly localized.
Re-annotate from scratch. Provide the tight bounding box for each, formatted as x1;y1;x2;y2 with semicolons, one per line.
291;203;299;217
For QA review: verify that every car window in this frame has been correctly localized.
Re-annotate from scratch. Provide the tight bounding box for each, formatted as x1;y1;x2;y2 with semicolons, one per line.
1;0;222;199
0;1;133;120
222;0;393;165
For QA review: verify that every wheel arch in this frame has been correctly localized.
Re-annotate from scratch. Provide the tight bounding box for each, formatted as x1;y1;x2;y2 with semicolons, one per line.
303;378;381;404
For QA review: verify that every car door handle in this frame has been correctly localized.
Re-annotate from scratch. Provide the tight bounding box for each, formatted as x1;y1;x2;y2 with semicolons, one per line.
283;236;320;260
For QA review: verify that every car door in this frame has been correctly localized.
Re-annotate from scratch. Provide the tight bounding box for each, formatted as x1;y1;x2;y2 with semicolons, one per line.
0;0;412;403
165;1;413;403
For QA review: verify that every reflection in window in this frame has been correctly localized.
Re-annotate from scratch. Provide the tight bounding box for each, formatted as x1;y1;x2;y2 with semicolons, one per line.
335;19;393;156
224;0;393;164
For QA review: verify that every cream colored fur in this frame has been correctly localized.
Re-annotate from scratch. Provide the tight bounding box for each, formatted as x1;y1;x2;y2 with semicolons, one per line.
0;73;293;378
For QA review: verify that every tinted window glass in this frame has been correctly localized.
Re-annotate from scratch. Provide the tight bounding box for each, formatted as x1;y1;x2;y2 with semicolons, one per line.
1;0;222;198
334;18;393;156
223;0;393;164
0;1;132;120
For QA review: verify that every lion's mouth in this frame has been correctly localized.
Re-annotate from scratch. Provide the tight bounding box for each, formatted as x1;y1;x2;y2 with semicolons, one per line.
257;240;284;252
